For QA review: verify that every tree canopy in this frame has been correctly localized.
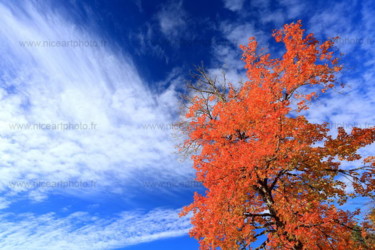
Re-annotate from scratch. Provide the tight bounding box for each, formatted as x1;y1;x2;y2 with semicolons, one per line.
180;21;375;249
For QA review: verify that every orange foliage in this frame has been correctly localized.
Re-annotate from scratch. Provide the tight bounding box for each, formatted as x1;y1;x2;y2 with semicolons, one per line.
180;21;375;249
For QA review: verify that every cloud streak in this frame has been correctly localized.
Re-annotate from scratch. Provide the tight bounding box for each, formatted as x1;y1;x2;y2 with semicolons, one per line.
0;1;194;248
0;208;191;250
222;0;245;12
0;0;193;206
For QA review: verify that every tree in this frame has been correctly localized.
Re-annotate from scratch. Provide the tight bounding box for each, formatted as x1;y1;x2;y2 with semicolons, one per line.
179;21;375;249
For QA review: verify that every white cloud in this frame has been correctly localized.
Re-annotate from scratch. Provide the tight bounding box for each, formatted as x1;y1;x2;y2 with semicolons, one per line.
0;208;191;250
156;1;187;41
258;8;285;25
0;0;193;207
223;0;245;12
206;21;270;87
277;0;306;19
302;0;375;131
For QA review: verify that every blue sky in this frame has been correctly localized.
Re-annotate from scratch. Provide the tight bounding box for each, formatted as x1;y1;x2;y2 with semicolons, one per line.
0;0;374;249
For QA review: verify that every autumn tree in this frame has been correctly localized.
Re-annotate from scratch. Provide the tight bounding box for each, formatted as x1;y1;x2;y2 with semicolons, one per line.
179;21;375;249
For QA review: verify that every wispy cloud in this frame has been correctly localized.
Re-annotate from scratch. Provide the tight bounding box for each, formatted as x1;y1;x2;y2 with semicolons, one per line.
277;0;306;19
206;21;269;88
222;0;245;12
0;208;191;250
0;1;194;248
156;0;187;42
0;0;193;207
